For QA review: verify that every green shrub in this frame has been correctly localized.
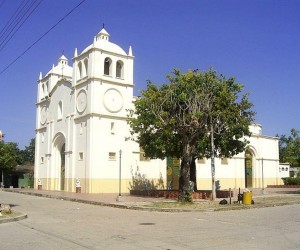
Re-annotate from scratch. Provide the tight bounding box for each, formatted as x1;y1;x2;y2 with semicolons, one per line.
282;177;300;185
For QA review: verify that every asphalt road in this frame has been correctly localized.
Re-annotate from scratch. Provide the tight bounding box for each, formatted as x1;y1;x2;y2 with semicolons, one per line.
1;191;300;250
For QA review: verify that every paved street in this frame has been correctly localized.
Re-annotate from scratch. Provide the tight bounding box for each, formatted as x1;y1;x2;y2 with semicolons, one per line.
1;190;300;250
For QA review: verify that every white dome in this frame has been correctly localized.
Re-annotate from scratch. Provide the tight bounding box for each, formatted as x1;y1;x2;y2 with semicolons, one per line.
46;55;73;77
81;28;127;56
81;40;127;56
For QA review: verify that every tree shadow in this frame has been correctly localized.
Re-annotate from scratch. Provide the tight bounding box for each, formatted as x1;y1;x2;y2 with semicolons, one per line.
129;166;164;191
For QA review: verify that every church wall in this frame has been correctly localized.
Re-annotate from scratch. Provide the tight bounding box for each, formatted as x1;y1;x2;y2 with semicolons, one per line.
195;134;286;190
74;118;88;175
35;129;48;179
88;117;130;178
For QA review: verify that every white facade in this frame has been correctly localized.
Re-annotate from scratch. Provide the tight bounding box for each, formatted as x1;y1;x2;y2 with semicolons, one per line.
34;28;288;193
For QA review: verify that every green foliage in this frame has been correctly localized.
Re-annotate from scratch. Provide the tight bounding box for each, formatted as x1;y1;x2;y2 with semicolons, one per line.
0;141;22;171
282;177;300;185
279;129;300;168
21;138;35;164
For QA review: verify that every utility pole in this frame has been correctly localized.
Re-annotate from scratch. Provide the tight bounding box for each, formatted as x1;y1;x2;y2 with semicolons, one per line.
0;130;3;188
262;158;265;194
116;149;122;201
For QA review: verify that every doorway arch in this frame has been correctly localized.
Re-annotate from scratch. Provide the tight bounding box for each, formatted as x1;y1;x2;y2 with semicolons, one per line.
60;143;65;190
53;133;66;191
245;149;253;188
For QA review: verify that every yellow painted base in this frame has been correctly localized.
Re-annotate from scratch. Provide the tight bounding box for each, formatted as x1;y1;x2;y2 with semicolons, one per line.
197;177;284;190
34;176;284;194
34;178;166;194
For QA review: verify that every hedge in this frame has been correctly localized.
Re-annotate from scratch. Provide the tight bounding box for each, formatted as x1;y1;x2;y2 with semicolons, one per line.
282;177;300;185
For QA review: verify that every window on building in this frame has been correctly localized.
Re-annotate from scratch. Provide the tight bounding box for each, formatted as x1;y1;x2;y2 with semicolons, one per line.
77;61;82;79
116;60;124;78
109;152;116;160
221;157;228;165
83;58;88;77
80;122;83;135
197;158;206;164
41;156;44;164
111;122;115;134
41;84;45;99
58;101;63;120
104;57;112;75
79;152;83;161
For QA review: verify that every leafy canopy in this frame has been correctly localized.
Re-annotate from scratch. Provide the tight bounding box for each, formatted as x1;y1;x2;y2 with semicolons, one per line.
279;129;300;168
0;141;23;171
129;68;254;160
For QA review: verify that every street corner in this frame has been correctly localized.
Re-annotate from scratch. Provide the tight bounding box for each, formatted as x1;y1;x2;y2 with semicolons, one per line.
0;209;28;224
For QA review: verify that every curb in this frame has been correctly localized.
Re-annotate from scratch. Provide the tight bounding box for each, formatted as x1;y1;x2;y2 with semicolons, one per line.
3;189;300;213
0;213;27;224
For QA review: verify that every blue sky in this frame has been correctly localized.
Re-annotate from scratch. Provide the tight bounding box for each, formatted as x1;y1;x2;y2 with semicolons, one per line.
0;0;299;149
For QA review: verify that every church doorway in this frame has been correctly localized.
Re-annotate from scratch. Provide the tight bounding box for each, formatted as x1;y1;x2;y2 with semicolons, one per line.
53;133;66;191
245;149;253;188
60;143;65;191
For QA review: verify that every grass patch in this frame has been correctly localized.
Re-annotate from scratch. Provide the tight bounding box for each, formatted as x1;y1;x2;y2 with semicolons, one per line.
0;210;23;219
144;195;300;211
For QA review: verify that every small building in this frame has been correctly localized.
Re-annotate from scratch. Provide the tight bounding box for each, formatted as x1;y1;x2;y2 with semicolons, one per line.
1;164;34;188
34;27;288;193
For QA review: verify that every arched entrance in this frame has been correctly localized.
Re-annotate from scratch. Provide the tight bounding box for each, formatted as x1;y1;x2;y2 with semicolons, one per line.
53;133;66;191
60;143;65;190
245;149;253;188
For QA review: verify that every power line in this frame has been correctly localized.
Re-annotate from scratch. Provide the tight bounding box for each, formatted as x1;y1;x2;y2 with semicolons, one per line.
0;0;43;52
0;0;28;41
0;0;87;76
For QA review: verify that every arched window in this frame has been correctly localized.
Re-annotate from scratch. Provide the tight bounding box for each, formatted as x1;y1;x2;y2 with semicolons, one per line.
104;57;112;76
45;81;49;94
58;101;63;120
77;61;82;79
41;84;45;99
83;58;88;77
116;60;124;78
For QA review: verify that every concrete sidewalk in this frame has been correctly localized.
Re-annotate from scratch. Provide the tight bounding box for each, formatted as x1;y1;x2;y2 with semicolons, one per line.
3;188;169;209
3;187;300;212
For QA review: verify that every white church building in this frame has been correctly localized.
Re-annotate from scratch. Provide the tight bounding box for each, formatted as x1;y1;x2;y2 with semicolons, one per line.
34;27;289;194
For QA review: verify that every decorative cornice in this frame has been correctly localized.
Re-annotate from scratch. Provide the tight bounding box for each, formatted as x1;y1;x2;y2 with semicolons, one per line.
74;76;133;88
74;112;128;121
35;127;47;132
250;134;279;140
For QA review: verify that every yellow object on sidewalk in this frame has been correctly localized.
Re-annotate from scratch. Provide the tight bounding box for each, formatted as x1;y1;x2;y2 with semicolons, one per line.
242;191;252;205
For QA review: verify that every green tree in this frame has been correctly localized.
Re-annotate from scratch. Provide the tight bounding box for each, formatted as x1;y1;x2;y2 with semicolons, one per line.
21;138;35;164
129;69;254;202
0;141;22;171
279;129;300;175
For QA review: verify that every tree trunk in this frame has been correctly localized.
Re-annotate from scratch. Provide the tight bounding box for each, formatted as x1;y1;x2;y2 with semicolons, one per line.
190;157;197;191
178;144;194;202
